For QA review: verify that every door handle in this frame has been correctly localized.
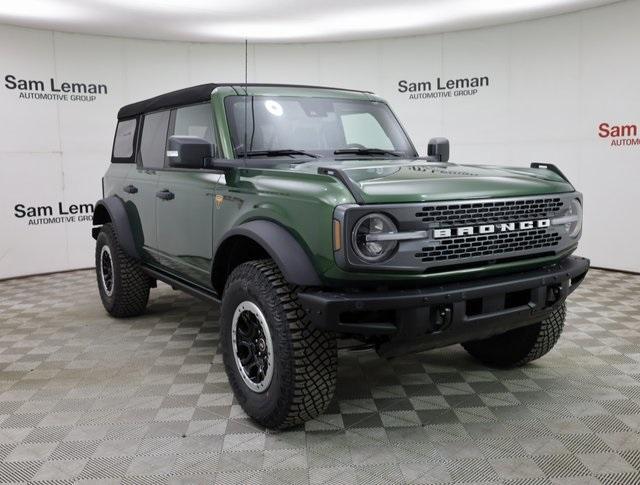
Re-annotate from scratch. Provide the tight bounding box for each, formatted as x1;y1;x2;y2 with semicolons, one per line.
123;184;138;194
156;189;175;201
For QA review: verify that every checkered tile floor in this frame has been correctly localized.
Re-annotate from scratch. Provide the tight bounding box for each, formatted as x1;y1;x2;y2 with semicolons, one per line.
0;268;639;484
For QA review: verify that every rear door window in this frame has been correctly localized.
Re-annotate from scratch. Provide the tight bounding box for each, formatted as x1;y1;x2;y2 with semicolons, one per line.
139;110;170;169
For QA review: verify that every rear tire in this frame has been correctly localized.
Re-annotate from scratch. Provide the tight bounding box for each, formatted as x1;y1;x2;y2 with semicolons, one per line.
462;303;566;367
220;259;337;429
95;223;150;318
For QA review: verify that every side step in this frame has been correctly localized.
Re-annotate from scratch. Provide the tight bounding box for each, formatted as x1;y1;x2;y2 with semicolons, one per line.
143;266;221;305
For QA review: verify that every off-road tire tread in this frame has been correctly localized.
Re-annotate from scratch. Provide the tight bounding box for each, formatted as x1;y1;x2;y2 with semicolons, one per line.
96;223;150;318
222;259;337;429
462;303;566;367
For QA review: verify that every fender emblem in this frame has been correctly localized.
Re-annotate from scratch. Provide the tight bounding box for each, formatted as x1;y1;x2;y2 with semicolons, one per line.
215;194;224;209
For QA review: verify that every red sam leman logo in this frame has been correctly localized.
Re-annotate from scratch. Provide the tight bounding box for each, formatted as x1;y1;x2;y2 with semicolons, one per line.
598;122;639;147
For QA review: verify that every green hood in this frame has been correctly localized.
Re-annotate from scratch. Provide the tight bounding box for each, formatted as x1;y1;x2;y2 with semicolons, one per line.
290;159;574;204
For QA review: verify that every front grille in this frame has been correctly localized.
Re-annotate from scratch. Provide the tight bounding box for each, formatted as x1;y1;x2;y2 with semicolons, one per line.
417;229;562;263
414;197;566;264
338;192;579;272
415;198;564;226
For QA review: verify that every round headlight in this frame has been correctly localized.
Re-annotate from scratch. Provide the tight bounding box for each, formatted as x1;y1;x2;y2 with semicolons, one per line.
566;198;583;238
351;213;398;262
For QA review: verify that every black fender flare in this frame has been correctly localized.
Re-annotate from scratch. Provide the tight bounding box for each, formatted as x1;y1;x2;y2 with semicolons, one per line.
91;196;140;260
216;220;322;287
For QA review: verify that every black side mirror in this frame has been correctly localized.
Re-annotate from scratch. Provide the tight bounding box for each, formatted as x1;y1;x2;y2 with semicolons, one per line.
427;137;450;163
167;136;213;169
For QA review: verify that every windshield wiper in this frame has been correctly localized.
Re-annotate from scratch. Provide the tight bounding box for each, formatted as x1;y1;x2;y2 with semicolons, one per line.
237;149;319;159
334;148;401;157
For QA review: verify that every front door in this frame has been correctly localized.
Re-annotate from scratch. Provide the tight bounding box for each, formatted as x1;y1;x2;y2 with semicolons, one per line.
155;103;220;286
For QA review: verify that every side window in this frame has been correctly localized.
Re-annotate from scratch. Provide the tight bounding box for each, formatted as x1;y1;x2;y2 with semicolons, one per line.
171;103;216;153
112;118;136;162
139;110;170;169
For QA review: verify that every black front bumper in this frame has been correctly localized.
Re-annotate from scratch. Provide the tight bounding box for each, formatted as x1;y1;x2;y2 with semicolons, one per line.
297;256;589;357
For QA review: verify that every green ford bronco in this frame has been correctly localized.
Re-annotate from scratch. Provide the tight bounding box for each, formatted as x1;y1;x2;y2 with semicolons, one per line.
92;83;589;429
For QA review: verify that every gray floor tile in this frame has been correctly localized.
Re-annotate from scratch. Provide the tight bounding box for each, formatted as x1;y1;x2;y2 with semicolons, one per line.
0;268;638;483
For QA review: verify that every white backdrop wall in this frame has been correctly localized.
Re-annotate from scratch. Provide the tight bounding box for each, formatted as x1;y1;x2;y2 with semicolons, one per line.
1;0;638;279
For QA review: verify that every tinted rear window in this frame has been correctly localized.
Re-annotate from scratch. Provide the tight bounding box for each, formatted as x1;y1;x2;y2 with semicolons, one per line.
112;118;136;162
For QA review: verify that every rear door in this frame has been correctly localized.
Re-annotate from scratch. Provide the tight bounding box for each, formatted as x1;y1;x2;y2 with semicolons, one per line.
107;118;140;247
155;103;220;285
128;110;170;260
107;117;138;202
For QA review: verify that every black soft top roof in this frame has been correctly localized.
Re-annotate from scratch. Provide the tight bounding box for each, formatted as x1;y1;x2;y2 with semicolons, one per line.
118;83;216;119
117;83;369;119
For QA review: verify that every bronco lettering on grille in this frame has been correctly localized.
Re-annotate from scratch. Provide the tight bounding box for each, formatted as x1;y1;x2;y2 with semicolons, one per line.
433;219;551;239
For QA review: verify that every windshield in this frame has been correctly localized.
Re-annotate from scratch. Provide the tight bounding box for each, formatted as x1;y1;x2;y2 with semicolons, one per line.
224;95;416;159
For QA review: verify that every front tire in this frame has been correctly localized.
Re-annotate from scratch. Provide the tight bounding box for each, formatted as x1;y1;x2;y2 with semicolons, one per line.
95;223;150;318
462;303;566;367
221;259;337;429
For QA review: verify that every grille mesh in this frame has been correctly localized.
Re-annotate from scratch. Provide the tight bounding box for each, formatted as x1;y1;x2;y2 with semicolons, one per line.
415;197;566;264
416;198;564;226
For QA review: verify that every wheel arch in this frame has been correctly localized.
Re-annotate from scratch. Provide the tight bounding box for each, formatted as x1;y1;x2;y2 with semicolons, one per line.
91;196;140;260
212;220;322;295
